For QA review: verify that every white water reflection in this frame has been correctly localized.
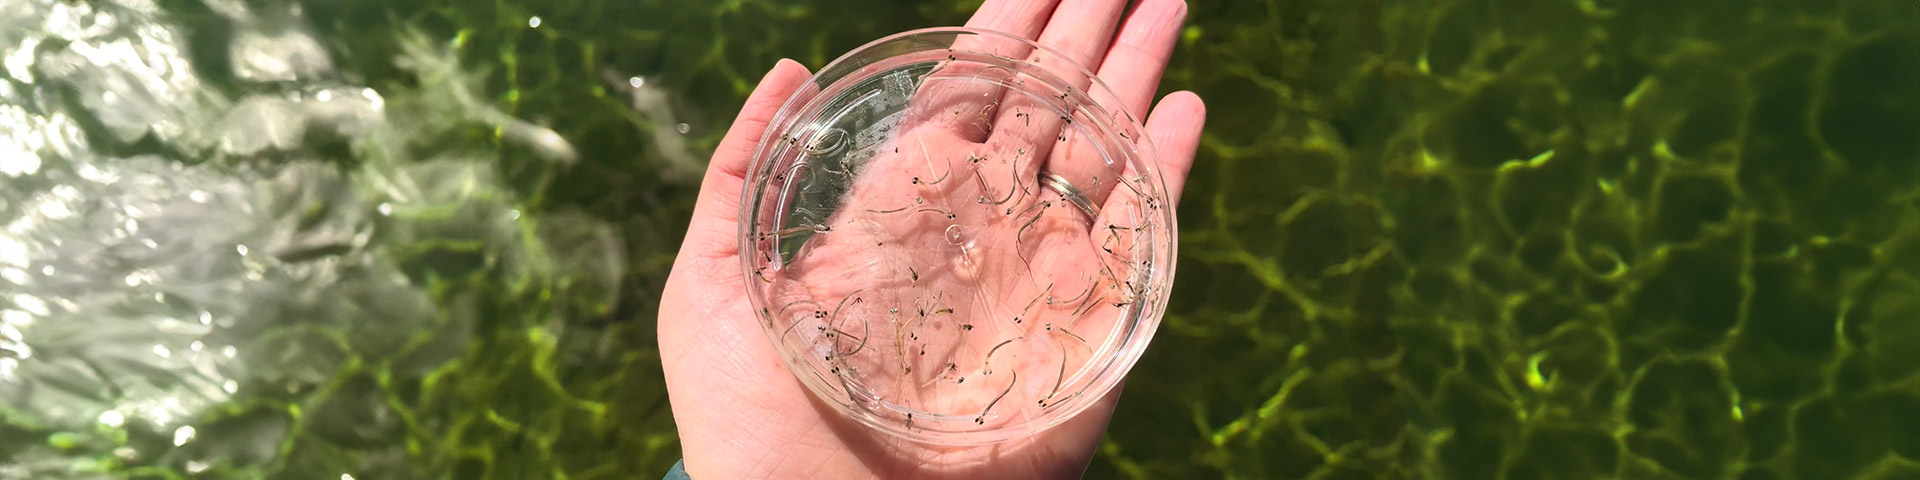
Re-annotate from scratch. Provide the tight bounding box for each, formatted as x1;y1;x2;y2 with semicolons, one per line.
0;0;624;477
230;21;332;82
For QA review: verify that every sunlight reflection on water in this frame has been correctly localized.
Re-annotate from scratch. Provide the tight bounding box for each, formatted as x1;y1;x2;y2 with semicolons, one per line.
0;0;624;477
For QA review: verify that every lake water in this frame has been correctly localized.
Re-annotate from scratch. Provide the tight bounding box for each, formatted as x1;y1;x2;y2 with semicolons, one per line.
1;0;1917;478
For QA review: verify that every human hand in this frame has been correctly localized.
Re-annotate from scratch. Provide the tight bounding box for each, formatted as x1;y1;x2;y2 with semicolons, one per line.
658;0;1204;477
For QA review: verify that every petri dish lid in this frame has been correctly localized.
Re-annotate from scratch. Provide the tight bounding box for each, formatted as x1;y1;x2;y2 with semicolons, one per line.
740;27;1176;446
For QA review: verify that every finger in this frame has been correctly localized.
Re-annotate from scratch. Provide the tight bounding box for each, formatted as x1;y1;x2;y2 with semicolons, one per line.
905;0;1062;141
1090;91;1204;238
984;0;1129;171
1060;93;1201;359
963;0;1059;37
1096;0;1188;121
660;59;813;413
1037;93;1202;364
1029;0;1187;217
679;59;814;266
1141;91;1205;206
1033;0;1130;76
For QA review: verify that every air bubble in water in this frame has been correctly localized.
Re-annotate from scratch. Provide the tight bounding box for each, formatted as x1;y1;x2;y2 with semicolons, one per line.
944;225;964;245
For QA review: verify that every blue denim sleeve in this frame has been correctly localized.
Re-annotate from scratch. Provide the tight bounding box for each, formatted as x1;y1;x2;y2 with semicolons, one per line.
664;459;691;480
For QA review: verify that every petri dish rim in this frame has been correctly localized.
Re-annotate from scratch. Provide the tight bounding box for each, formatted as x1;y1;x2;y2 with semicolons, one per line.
738;27;1177;446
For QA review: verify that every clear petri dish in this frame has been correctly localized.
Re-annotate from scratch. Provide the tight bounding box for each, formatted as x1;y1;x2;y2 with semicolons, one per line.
739;28;1176;445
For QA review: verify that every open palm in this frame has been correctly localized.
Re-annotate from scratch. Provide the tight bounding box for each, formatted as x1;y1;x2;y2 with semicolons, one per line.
659;0;1204;477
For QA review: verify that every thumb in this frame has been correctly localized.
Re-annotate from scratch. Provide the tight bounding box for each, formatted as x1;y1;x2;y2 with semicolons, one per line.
677;59;814;272
659;59;813;370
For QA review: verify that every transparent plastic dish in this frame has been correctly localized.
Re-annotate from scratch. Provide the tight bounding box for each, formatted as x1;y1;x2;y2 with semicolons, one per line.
739;28;1176;445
